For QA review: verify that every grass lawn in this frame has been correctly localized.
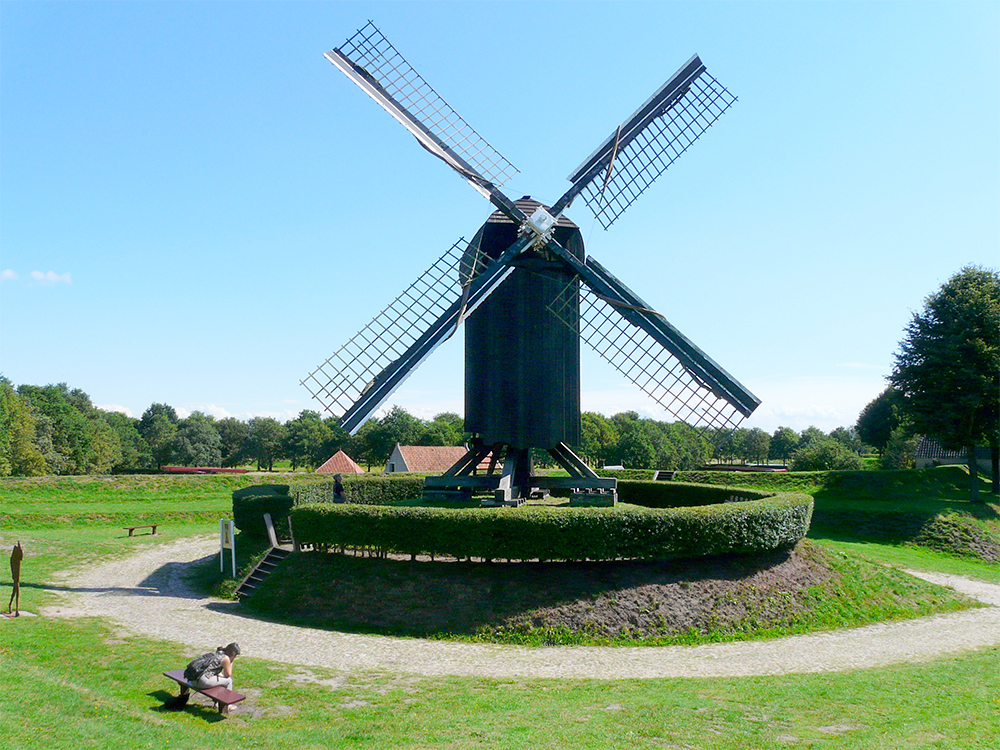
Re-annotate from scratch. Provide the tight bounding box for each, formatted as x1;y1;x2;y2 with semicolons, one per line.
0;470;998;749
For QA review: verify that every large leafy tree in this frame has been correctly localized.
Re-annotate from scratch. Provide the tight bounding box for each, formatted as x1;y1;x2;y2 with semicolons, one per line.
138;403;179;469
217;417;250;467
101;410;153;470
742;427;771;466
829;426;862;455
365;406;424;466
890;266;1000;501
768;426;799;466
608;412;656;469
417;412;465;447
855;388;902;456
171;412;222;467
283;410;332;470
0;378;46;476
18;383;93;474
245;417;286;472
578;412;618;467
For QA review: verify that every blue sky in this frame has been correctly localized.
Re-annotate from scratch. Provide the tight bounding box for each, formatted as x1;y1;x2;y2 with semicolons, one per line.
2;1;997;434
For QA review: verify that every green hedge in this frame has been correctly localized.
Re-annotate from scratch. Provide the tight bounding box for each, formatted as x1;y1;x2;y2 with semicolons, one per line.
290;492;813;562
617;480;767;508
232;484;293;538
293;475;424;506
598;468;656;481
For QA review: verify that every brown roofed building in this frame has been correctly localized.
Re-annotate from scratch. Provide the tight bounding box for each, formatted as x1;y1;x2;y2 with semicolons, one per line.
316;449;365;475
383;444;470;474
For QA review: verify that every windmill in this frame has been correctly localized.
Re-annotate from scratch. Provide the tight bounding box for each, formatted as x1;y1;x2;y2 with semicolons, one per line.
302;22;760;505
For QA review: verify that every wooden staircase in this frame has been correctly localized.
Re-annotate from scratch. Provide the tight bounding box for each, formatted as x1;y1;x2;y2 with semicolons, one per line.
234;546;291;598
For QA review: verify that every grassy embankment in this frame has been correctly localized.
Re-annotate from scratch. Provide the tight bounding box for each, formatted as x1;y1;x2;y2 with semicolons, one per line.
0;468;998;749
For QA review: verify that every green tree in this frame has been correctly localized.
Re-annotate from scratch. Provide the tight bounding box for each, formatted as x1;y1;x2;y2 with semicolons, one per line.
768;426;799;466
416;412;465;447
798;426;826;449
217;417;249;467
659;422;711;470
578;412;618;467
0;378;46;477
283;410;332;470
86;415;122;474
101;410;153;470
608;412;656;469
855;388;902;456
138;403;179;469
349;420;381;471
245;417;286;471
742;427;771;466
18;383;93;474
890;266;1000;501
881;426;920;470
721;428;748;465
172;412;222;467
367;406;424;466
829;426;862;455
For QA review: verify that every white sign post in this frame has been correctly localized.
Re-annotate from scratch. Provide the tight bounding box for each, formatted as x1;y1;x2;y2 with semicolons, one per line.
220;519;236;578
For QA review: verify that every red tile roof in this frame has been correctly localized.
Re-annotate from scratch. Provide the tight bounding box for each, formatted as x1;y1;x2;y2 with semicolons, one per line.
315;449;365;474
394;445;469;473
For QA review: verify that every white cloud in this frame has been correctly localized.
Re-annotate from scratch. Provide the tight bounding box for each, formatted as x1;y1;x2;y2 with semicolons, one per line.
30;270;72;285
97;404;133;417
740;374;888;434
1;269;17;281
201;404;236;420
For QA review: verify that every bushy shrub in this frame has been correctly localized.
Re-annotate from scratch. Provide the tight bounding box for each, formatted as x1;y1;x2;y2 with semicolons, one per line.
294;475;424;505
790;438;863;472
290;492;813;562
233;484;293;538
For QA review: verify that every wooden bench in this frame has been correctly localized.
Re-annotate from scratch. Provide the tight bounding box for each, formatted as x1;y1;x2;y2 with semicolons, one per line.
124;524;158;537
163;669;246;715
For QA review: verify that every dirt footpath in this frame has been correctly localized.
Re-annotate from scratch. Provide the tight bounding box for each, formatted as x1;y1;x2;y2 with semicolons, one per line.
42;536;1000;679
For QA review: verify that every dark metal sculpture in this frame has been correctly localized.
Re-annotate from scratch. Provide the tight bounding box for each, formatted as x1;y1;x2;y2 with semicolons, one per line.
302;22;760;504
7;541;22;616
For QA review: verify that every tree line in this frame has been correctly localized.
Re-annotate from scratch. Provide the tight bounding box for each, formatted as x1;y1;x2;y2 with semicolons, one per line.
1;376;872;477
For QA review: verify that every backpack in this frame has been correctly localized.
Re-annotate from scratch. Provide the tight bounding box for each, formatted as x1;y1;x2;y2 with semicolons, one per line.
184;650;223;682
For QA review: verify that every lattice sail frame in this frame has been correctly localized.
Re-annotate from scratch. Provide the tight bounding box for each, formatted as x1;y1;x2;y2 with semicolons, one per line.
575;71;736;229
301;239;473;419
330;21;519;188
548;282;748;438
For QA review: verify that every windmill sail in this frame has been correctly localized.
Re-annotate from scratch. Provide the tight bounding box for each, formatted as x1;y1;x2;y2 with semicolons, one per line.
560;55;737;229
325;22;518;199
545;245;759;435
302;235;530;434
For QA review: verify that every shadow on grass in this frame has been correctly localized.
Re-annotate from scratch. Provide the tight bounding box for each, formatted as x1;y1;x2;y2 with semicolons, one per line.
148;689;228;723
808;468;999;546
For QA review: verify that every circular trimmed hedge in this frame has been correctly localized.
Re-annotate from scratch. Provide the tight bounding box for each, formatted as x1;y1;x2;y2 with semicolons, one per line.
289;491;814;562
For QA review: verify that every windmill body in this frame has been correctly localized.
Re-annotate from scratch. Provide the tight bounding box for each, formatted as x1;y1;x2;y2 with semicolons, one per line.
302;22;761;505
465;198;583;451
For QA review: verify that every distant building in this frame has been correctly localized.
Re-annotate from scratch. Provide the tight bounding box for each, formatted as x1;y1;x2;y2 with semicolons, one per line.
315;449;365;475
383;444;472;474
913;437;991;472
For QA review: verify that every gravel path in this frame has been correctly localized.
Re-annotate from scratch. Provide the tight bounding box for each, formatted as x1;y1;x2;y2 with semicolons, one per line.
43;535;1000;679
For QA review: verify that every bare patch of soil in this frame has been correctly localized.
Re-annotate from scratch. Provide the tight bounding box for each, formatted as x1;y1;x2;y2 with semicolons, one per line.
252;541;837;640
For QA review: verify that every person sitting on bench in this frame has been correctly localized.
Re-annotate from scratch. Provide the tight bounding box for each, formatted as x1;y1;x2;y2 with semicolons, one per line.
185;642;241;691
